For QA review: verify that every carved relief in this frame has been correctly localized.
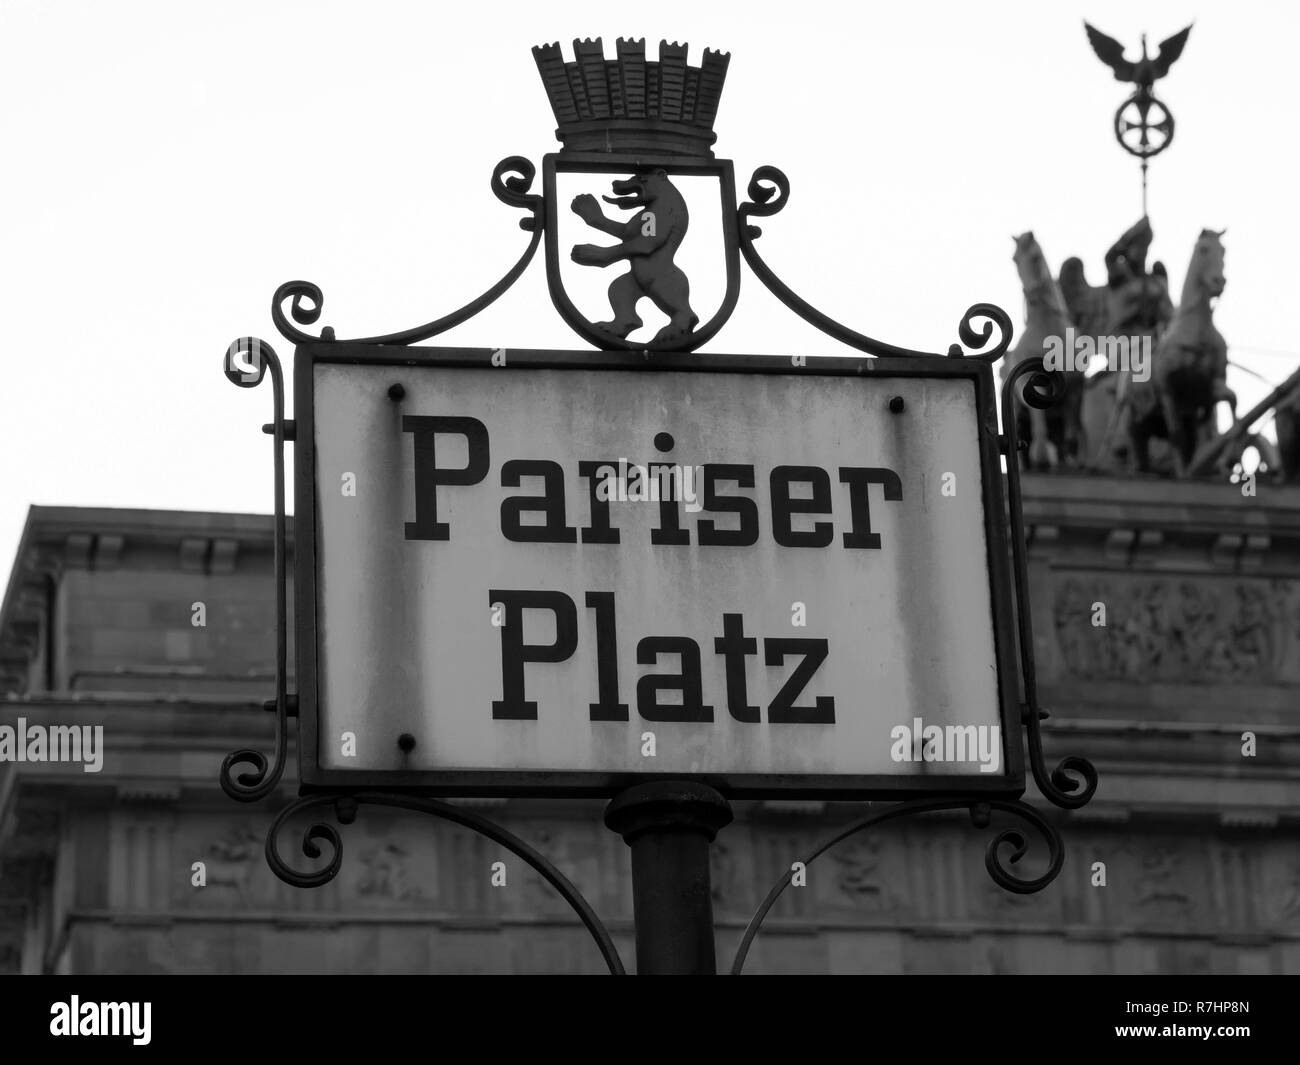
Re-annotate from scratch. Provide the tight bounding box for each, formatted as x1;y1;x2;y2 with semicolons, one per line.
832;835;894;912
204;825;262;902
1136;847;1193;913
356;843;421;902
1054;576;1297;682
977;853;1039;916
521;825;572;915
1268;856;1300;925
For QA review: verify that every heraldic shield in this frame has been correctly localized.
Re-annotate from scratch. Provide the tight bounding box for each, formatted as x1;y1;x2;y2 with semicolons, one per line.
535;39;741;353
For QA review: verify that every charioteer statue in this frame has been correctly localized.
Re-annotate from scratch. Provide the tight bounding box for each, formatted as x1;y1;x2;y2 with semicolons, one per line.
1089;215;1176;474
1103;216;1173;338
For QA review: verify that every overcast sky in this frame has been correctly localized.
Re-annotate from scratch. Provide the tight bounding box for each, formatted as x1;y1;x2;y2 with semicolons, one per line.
2;0;1297;575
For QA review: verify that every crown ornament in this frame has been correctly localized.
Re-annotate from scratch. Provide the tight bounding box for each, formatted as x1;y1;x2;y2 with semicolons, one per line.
532;37;730;158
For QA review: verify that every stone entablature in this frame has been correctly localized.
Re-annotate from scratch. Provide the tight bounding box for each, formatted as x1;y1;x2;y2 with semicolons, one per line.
0;507;291;698
1020;476;1300;723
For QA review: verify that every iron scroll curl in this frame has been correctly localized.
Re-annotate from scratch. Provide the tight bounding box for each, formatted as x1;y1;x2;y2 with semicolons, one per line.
270;156;545;347
266;794;344;889
737;166;1014;362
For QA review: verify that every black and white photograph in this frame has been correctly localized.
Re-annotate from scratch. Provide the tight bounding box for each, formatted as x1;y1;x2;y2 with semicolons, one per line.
0;0;1296;1042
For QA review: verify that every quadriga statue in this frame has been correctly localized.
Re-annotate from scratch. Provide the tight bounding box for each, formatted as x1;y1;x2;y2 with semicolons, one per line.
1127;228;1235;475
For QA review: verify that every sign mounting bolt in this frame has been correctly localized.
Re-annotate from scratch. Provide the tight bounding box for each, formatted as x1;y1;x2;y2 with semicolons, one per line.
388;383;406;401
888;395;905;413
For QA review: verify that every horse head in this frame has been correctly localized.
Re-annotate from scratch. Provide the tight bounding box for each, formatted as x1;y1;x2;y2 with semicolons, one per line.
1182;228;1227;303
1012;231;1071;325
1008;231;1077;470
1012;231;1050;292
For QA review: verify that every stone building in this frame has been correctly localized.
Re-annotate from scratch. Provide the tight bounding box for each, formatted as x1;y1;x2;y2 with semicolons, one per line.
2;476;1298;973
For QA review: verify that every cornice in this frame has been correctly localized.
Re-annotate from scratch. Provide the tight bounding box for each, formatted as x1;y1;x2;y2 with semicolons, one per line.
1020;474;1300;558
0;508;296;694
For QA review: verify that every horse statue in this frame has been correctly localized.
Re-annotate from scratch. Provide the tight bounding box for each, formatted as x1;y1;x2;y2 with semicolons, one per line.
1005;231;1083;469
1127;229;1236;475
1059;254;1114;468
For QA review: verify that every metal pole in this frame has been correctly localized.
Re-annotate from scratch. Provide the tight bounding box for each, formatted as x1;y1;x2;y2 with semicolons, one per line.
604;781;733;974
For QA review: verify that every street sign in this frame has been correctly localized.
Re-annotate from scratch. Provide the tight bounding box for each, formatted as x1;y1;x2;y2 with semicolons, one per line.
295;344;1022;797
220;39;1090;972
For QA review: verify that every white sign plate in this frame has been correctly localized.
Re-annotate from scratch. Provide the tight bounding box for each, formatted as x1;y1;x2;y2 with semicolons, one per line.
299;348;1020;797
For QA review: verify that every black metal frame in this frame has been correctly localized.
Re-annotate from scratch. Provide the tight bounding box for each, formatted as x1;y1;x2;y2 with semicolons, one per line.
292;343;1024;799
221;337;289;803
219;149;1096;973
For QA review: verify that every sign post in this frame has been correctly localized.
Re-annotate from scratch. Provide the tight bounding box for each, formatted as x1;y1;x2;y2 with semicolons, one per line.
604;782;732;974
219;38;1097;975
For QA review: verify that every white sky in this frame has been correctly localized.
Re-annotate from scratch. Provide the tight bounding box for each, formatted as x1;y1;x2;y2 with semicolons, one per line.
2;0;1297;575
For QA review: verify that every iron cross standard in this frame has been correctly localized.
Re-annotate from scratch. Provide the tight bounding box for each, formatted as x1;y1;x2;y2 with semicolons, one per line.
1084;21;1193;216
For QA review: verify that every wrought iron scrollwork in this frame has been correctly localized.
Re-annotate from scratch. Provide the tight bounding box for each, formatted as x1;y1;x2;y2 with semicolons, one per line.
1001;357;1098;809
957;302;1015;363
970;799;1064;893
266;791;626;975
737;166;1013;362
258;155;1012;361
731;797;1063;974
270;156;545;347
266;794;345;888
219;337;290;803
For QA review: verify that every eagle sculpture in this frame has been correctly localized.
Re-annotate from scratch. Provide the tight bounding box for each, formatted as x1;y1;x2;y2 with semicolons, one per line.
1084;22;1193;89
